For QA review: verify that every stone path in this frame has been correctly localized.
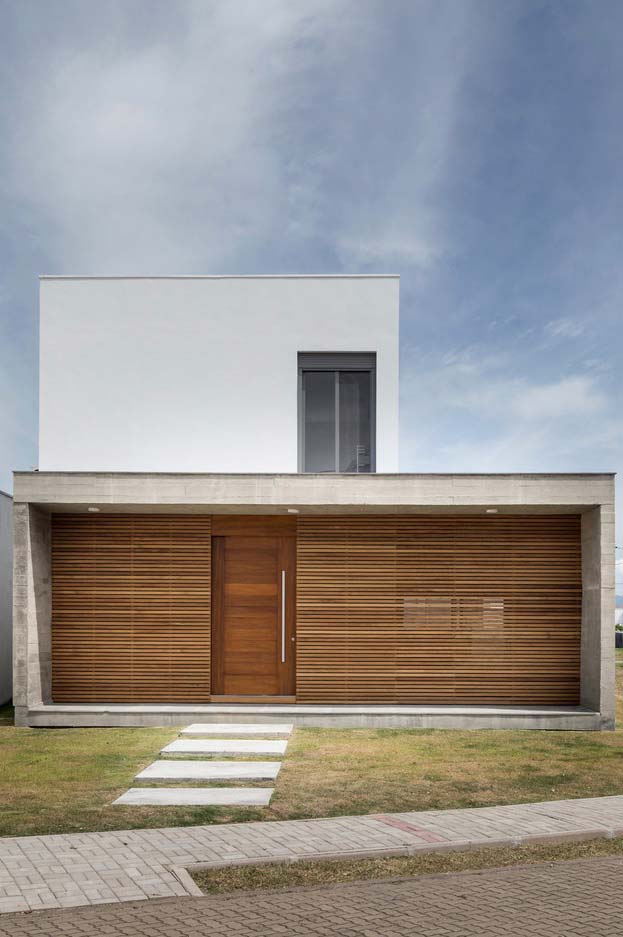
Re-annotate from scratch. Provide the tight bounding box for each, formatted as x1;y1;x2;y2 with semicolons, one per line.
113;722;289;809
0;795;622;914
161;738;288;755
135;760;281;781
1;855;623;935
114;788;274;807
181;723;293;735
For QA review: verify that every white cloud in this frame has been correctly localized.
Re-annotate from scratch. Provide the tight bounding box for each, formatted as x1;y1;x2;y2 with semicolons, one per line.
329;2;515;272
429;353;607;423
7;0;352;273
401;342;618;475
5;0;516;279
512;376;606;421
544;318;586;339
336;233;439;270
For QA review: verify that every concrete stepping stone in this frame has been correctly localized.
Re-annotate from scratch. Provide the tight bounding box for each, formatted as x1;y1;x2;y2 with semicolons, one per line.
161;738;287;756
181;722;293;736
135;760;281;781
113;787;274;806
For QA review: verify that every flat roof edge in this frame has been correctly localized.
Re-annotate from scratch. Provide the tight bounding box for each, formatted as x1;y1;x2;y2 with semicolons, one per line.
39;274;401;281
13;471;616;478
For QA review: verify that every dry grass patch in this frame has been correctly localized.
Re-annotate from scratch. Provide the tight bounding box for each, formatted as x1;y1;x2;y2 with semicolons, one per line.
191;835;623;894
267;668;623;819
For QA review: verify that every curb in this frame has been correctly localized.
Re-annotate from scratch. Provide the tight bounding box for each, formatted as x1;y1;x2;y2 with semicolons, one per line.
169;865;205;897
183;825;622;876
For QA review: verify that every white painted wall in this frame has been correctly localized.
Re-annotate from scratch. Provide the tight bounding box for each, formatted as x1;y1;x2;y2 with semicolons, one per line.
0;492;12;705
39;276;399;473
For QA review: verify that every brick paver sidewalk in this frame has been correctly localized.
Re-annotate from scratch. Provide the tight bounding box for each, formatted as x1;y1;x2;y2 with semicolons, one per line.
1;855;622;936
0;795;622;914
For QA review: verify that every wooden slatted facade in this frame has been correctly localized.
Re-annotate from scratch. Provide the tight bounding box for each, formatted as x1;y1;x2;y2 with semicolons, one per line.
296;515;582;705
51;512;582;706
51;514;211;702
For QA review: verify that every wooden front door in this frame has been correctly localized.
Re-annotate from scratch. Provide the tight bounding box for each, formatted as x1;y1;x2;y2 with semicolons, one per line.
211;524;296;698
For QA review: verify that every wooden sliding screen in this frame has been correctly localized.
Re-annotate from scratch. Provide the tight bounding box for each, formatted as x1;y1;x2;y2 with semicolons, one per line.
51;514;211;702
296;514;582;705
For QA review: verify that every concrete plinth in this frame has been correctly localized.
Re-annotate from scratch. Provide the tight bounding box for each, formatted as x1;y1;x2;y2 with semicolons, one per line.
20;702;603;730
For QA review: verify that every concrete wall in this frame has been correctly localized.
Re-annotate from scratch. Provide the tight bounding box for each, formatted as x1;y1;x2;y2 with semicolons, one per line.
39;276;400;473
0;492;12;704
12;472;615;729
581;505;616;727
12;504;51;725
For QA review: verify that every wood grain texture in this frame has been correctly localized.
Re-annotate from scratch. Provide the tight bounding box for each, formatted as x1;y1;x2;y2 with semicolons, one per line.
51;512;582;707
51;514;211;702
211;535;295;696
211;516;296;537
296;514;582;705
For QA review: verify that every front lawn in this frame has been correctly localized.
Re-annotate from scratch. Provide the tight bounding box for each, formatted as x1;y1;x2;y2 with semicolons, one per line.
0;670;621;838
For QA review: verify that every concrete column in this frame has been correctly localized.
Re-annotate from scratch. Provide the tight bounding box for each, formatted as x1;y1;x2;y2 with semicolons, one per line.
581;505;616;728
12;504;51;726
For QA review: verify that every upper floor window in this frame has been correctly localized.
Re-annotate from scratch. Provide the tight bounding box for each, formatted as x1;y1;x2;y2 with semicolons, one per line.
298;353;376;473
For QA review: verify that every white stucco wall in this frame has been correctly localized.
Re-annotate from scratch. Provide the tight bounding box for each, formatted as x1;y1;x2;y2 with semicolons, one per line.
0;491;12;705
39;276;399;473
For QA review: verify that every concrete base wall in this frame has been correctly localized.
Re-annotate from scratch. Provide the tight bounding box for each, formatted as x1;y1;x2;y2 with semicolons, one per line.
22;703;603;731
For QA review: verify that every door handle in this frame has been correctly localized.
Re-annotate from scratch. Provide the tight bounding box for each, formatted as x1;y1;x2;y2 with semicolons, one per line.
281;570;286;664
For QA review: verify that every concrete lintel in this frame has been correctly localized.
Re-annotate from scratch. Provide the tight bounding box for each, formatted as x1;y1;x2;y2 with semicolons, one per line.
12;471;615;512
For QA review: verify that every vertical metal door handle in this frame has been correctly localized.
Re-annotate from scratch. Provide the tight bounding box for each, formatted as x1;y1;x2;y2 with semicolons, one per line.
281;570;286;663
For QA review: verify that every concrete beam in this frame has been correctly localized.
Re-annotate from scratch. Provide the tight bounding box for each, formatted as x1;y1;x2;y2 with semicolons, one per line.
12;471;615;512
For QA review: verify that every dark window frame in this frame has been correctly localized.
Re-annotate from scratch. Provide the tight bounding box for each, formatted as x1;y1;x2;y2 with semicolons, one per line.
297;352;377;473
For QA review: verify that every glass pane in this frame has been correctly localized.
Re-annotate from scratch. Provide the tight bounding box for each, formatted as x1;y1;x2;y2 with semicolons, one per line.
303;371;336;472
339;372;371;472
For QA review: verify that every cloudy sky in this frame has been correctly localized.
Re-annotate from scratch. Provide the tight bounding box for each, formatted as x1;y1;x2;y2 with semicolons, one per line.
0;0;621;579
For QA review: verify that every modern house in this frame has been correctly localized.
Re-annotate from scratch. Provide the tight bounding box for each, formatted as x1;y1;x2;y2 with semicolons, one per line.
0;490;12;705
13;275;615;729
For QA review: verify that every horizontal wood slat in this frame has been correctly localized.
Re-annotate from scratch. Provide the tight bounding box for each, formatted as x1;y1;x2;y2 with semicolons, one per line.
211;515;297;537
51;514;211;703
296;514;582;705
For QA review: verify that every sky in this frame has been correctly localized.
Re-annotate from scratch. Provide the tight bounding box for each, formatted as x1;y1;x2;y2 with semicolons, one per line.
0;0;621;586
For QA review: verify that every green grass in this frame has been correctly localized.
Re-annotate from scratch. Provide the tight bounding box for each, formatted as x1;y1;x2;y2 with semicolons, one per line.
191;835;623;894
616;647;623;665
0;670;621;838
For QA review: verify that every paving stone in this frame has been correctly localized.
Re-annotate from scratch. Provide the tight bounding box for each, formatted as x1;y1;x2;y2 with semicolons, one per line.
161;739;287;756
112;788;274;806
135;760;282;781
1;795;623;916
2;856;623;935
181;723;293;735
